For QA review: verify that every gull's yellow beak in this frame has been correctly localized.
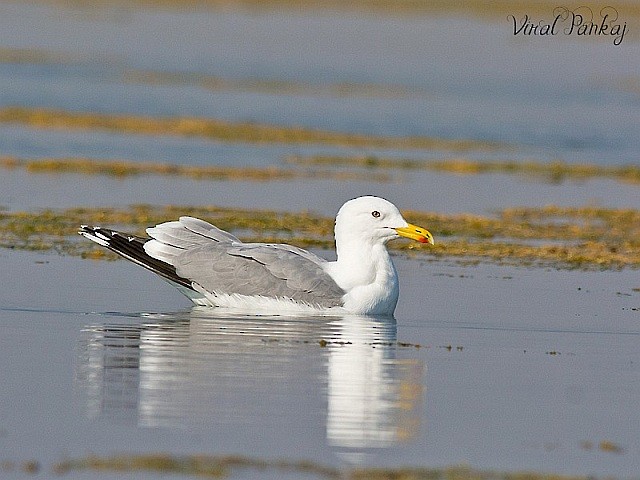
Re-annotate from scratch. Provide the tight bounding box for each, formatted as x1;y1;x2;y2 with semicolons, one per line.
395;223;434;245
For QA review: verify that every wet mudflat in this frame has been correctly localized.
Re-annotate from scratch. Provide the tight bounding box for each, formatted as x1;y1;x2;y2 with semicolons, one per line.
0;1;639;478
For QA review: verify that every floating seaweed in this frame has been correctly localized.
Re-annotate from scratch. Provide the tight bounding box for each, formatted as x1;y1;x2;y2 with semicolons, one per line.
1;204;638;270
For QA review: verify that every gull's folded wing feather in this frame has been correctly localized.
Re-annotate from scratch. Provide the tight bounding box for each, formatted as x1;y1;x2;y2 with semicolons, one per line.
146;217;240;247
109;216;344;308
144;216;241;264
179;216;241;243
174;244;345;308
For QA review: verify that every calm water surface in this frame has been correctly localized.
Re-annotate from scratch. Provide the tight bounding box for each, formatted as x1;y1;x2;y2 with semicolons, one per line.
0;2;639;478
1;251;639;478
0;2;639;165
2;168;639;217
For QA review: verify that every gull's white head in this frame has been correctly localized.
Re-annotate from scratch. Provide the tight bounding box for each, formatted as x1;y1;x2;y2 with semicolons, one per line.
334;196;434;249
329;196;434;316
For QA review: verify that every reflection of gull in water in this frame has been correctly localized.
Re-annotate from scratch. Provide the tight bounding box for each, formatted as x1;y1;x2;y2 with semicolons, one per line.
75;310;424;453
326;316;424;453
79;196;433;316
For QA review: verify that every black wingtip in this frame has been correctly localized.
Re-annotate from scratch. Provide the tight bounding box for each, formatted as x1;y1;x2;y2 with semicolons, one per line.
79;225;193;290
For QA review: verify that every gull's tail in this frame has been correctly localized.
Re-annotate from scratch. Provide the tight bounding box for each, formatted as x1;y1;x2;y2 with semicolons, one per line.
79;226;193;290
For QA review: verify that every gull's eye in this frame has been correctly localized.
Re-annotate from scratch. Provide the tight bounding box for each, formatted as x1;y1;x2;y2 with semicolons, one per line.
371;211;381;218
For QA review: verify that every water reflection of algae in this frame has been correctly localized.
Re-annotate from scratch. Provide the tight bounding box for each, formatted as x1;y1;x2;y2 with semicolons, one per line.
75;310;425;452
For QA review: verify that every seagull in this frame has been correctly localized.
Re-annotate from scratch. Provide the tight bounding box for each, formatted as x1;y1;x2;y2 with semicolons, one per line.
79;196;433;316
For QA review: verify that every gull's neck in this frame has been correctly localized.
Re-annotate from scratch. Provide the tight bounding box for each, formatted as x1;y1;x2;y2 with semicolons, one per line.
326;234;400;316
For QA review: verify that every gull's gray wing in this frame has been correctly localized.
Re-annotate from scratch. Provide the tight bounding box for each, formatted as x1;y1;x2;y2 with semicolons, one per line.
146;216;241;246
174;243;345;308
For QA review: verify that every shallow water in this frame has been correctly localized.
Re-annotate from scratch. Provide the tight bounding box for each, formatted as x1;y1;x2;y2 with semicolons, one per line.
2;168;639;217
0;2;639;165
1;250;639;478
0;2;639;478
